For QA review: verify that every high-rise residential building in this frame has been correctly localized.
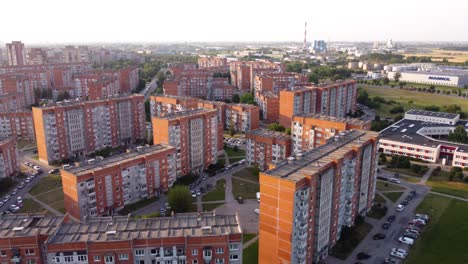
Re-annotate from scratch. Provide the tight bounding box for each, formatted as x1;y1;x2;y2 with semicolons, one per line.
0;74;35;108
279;86;318;127
291;113;371;153
254;90;279;122
32;94;145;164
259;130;379;263
119;66;139;92
198;56;228;69
61;144;176;219
225;104;260;133
152;109;219;177
0;213;243;264
62;45;91;63
245;129;292;171
198;100;227;151
149;95;200;117
0;137;18;178
27;48;48;65
230;60;284;92
6;41;27;66
0;111;35;141
253;72;301;93
313;40;327;53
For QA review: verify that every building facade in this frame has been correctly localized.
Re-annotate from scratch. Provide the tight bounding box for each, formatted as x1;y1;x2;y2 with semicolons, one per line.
61;144;176;219
0;111;35;141
0;137;18;178
33;95;145;164
245;129;292;171
254;91;279;122
152;109;219;177
6;41;27;66
150;95;200;117
198;56;228;69
259;130;379;263
225;104;260;133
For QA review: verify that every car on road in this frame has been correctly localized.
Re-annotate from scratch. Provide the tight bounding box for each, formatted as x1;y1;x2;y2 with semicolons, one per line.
387;215;396;222
202;176;207;181
254;208;260;214
17;183;24;189
160;208;167;214
398;236;414;245
236;196;244;204
33;165;40;170
415;213;429;221
405;228;420;235
11;188;18;195
373;233;386;240
192;193;197;198
196;191;201;196
389;250;406;260
49;168;59;174
403;232;418;239
377;176;389;181
389;178;401;184
382;222;391;229
396;204;405;212
401;200;409;206
356;252;371;260
9;204;20;213
383;258;398;264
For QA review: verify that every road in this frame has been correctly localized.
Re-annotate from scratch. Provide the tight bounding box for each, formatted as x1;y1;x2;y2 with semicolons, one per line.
140;77;158;100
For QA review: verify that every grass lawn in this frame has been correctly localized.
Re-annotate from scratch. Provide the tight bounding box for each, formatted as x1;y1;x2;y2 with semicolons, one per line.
362;86;468;118
202;179;226;202
224;146;245;163
405;194;468;264
367;203;388;220
35;188;64;205
330;221;373;260
202;202;224;212
376;181;405;192
118;196;159;215
426;169;468;198
242;240;258;264
18;199;48;214
382;191;404;203
243;233;258;244
232;178;259;200
400;175;421;183
29;175;62;196
232;167;259;183
373;193;386;204
385;167;424;178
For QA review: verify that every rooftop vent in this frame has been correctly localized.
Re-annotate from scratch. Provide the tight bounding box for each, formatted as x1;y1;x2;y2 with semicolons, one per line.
106;230;117;235
287;157;295;164
12;227;24;232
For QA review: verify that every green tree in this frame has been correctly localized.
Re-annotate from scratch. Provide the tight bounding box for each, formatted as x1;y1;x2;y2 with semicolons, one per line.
394;72;401;82
448;125;468;144
383;77;390;85
267;123;285;132
240;93;255;105
232;94;240;103
308;73;319;84
285;128;291;135
56;91;71;101
379;153;387;163
168;185;192;213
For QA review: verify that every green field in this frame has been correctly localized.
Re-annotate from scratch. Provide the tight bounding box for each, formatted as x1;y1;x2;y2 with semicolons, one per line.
243;240;258;264
426;169;468;198
225;146;246;163
28;175;65;214
232;167;259;183
376;181;406;192
202;179;226;202
405;194;468;264
202;203;224;212
373;193;386;204
232;178;259;200
18;199;49;214
383;191;404;203
29;174;62;196
362;86;468;118
385;167;425;178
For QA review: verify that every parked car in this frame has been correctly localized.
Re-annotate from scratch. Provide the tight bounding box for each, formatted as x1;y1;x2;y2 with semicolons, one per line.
382;222;391;229
405;228;420;236
389;251;406;260
398;236;414;245
49;168;59;174
401;200;409;206
17;183;24;189
396;204;405;212
2;196;10;203
33;165;40;170
389;178;401;184
387;215;396;223
254;208;260;214
236;196;244;204
373;233;386;240
383;257;398;264
391;248;407;255
403;232;418;239
356;252;371;260
411;218;427;225
415;213;429;221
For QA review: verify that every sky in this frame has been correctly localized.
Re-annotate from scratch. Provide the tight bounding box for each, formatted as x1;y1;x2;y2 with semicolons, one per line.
2;0;468;43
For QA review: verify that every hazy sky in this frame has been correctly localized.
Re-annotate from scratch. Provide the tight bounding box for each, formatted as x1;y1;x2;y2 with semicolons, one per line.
2;0;468;43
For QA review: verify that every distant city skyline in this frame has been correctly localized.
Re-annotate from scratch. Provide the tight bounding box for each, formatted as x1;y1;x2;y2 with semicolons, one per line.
2;0;468;43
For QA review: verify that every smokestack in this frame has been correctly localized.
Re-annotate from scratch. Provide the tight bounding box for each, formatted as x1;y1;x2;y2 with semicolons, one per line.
303;22;307;51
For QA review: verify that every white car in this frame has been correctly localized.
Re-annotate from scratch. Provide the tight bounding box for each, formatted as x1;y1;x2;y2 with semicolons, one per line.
254;208;260;214
415;213;429;221
33;165;40;170
390;251;407;260
396;204;405;212
389;178;401;184
398;236;414;245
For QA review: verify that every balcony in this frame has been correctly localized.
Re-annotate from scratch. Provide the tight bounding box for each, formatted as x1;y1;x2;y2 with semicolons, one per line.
87;191;96;198
87;197;96;204
85;181;95;189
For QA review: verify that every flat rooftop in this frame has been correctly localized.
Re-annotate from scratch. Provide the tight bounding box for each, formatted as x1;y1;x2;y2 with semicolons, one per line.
246;129;290;141
37;94;142;109
0;214;64;238
47;213;241;243
64;144;174;176
227;103;258;109
266;130;378;182
401;69;468;77
293;113;370;126
406;109;459;119
152;94;199;101
154;108;217;120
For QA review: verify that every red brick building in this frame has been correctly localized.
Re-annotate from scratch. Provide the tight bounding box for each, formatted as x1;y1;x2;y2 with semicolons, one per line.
149;95;200;117
152;109;219;177
198;56;228;69
0;213;243;264
198;100;227;151
61;144;176;219
0;137;18;178
229;60;284;92
0;74;35;108
0;111;35;141
118;66;139;92
33;94;146;164
225;104;260;133
245;129;291;171
254;91;279;122
6;41;26;66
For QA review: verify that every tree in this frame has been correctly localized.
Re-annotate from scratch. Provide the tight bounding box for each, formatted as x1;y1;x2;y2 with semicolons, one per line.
308;73;319;84
267;123;285;132
394;72;401;82
285;128;291;135
383;77;390;85
56;91;70;101
240;93;255;105
232;94;240;103
167;185;192;213
448;125;468;144
379;153;387;163
390;105;404;114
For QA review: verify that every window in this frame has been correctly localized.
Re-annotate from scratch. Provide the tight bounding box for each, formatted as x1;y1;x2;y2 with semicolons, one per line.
64;256;73;262
94;256;101;262
77;255;87;261
25;249;35;255
135;249;145;256
229;244;239;251
26;260;36;264
229;255;239;261
192;260;198;264
104;256;114;263
192;249;198;256
203;250;212;257
215;259;224;264
119;253;128;260
54;257;60;263
150;248;159;256
0;251;5;257
215;248;224;254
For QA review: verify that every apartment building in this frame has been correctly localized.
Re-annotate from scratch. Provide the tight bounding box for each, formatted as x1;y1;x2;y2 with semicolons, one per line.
87;77;120;100
0;137;18;178
0;93;26;113
198;56;228;69
61;144;176;219
198;100;227;151
118;66;139;92
291;114;371;153
0;111;35;141
0;74;35;107
259;130;379;264
230;61;284;92
0;213;242;264
27;48;48;65
279;86;318;127
253;72;299;93
32;94;145;164
254;90;279;122
168;63;198;76
211;78;236;101
152;109;219;176
245;129;292;171
225;104;260;133
150;95;199;117
6;41;27;66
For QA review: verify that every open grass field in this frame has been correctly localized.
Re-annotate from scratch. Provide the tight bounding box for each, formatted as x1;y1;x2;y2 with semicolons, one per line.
382;191;404;203
232;167;259;183
404;194;468;264
385;167;425;178
400;175;420;183
243;233;258;244
403;48;468;63
373;193;386;204
426;169;468;199
243;240;258;264
224;146;245;163
202;179;226;202
361;86;468;118
18;199;49;214
202;202;224;212
29;174;62;196
28;174;65;214
376;181;406;192
232;178;259;200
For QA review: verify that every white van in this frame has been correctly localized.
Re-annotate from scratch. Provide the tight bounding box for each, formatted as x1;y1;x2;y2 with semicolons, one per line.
398;236;414;245
396;204;405;212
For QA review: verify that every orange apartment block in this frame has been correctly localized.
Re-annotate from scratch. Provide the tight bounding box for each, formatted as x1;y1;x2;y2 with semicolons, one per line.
225;104;260;132
254;90;279;122
253;72;300;93
259;130;379;264
230;60;284;92
152;109;219;177
0;137;18;178
33;94;145;164
150;95;200;117
61;144;176;219
198;100;227;151
0;111;35;141
0;213;243;264
291;113;372;153
198;56;228;69
279;86;318;127
245;129;291;171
